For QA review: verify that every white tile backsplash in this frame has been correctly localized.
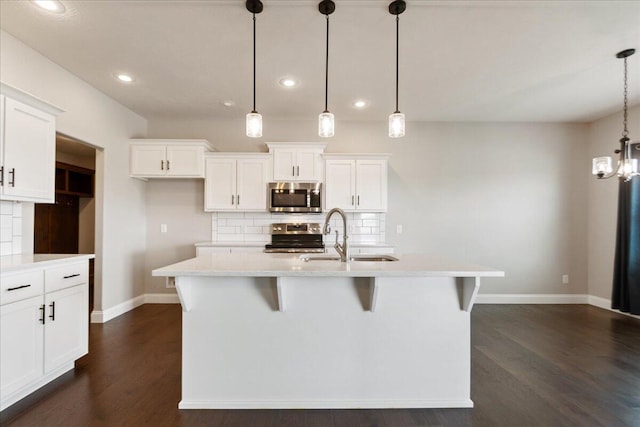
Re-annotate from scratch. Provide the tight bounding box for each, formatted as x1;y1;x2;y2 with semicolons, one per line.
210;211;386;244
0;200;24;256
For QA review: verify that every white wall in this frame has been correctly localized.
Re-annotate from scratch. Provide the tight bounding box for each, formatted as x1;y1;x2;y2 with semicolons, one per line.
587;105;640;300
0;31;148;315
147;118;589;296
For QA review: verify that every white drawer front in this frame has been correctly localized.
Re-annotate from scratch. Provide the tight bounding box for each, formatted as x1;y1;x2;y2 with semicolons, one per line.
45;262;88;293
0;270;44;306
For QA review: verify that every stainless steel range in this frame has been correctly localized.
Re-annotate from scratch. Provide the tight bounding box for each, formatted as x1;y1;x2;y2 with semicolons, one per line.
264;223;325;253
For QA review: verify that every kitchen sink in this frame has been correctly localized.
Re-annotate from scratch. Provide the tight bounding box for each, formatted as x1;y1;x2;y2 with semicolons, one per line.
351;255;398;262
300;254;398;262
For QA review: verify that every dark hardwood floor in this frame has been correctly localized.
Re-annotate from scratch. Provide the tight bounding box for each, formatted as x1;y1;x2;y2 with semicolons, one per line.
1;304;638;427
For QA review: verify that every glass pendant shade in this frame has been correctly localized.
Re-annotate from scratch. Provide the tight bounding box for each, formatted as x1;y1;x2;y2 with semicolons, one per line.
592;156;613;176
622;158;639;175
246;112;262;138
389;112;405;138
319;111;334;138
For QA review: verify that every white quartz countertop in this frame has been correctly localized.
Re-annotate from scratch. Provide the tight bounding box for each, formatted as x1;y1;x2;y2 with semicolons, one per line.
153;253;504;278
0;253;95;273
194;241;395;248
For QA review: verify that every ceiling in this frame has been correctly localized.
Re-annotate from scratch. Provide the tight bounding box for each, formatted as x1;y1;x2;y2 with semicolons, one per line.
1;0;639;123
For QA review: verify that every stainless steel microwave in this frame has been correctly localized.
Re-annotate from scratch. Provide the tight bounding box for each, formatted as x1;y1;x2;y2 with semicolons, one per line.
268;182;322;213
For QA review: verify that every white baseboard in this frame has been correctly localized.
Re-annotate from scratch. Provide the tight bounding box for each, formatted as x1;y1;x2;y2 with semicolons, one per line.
90;293;179;323
178;398;474;409
587;295;640;319
144;293;180;304
475;293;589;304
91;292;638;323
90;295;145;323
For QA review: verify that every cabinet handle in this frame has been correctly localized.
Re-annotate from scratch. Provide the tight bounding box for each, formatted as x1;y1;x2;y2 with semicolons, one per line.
9;168;15;187
7;284;31;291
292;166;295;176
0;166;3;186
231;195;235;205
39;304;45;324
63;273;80;279
167;160;170;171
49;301;56;321
351;195;354;206
297;165;300;176
357;195;360;206
161;160;164;170
237;194;240;205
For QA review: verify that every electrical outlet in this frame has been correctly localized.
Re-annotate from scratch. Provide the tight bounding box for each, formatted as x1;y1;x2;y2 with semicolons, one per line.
396;225;403;234
161;224;168;233
562;274;569;285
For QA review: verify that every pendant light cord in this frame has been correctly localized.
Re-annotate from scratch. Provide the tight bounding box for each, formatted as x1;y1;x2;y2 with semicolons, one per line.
252;13;257;113
324;14;329;112
622;56;628;138
395;15;399;113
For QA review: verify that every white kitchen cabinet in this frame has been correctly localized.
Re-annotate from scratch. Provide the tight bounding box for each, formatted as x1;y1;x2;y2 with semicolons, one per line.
0;295;44;403
0;257;90;411
44;284;88;374
0;83;63;203
324;155;389;212
266;142;326;181
129;139;214;179
204;154;270;211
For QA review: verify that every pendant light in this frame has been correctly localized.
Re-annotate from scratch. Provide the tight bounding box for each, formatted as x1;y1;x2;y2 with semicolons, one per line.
246;0;263;138
388;0;406;138
592;49;639;181
318;0;335;138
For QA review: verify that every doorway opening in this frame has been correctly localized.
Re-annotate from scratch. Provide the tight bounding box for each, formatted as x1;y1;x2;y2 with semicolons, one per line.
34;133;97;312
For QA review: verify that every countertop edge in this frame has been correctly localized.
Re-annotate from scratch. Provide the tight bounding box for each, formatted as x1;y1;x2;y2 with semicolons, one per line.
1;254;95;273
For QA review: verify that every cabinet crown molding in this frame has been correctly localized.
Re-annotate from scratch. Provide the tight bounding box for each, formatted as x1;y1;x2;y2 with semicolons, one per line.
265;142;328;153
205;152;271;159
1;81;64;116
129;139;215;151
323;153;391;159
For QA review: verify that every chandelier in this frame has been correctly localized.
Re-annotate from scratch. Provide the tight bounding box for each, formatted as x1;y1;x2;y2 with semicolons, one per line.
592;49;638;182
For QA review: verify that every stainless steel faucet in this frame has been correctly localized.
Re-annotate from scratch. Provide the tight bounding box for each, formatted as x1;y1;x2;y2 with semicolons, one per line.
323;207;349;262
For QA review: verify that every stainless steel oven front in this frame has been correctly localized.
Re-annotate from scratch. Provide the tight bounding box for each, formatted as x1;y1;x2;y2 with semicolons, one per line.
268;182;322;213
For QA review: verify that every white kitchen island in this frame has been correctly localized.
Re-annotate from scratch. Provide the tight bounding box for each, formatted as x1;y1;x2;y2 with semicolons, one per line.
152;253;504;409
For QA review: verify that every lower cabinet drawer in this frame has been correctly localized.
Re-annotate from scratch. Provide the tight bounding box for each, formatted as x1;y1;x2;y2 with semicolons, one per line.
45;261;88;293
0;270;44;306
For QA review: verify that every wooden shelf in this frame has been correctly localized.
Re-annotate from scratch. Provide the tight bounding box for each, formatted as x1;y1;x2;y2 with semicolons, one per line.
55;162;94;197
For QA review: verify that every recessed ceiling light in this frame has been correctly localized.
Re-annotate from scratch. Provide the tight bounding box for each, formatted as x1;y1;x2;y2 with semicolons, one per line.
353;100;367;108
32;0;66;13
279;78;298;88
116;74;134;83
222;100;235;107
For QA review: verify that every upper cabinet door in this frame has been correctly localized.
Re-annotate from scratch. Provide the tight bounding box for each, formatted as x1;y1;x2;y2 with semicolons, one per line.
166;145;205;177
325;160;356;211
355;159;387;212
204;157;236;211
2;98;56;202
130;144;166;177
129;140;213;179
295;150;320;181
267;143;326;182
236;158;268;211
272;149;297;181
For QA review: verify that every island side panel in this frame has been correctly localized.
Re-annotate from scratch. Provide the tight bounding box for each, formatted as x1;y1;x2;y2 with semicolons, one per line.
180;275;472;409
